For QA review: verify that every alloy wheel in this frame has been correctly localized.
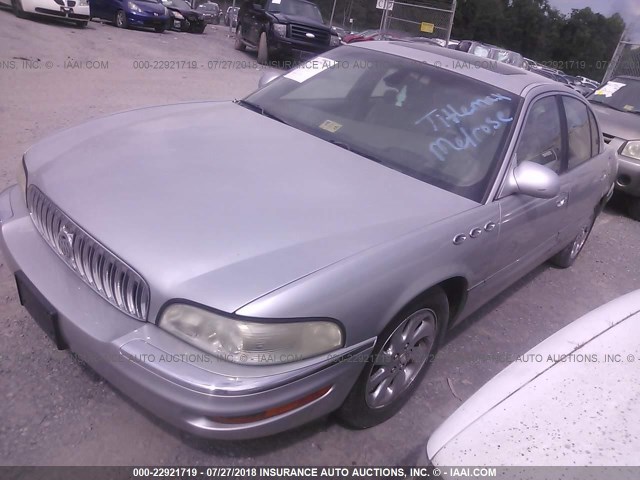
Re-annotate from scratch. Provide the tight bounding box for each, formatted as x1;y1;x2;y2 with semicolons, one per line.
365;308;437;409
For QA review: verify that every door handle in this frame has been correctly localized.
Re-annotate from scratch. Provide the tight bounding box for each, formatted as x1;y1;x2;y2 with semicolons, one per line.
556;194;568;208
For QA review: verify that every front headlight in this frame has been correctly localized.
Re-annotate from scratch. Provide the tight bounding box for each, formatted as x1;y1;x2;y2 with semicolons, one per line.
159;303;344;365
17;156;27;196
330;34;340;47
273;23;287;37
128;1;142;12
621;140;640;161
77;0;88;5
172;10;184;19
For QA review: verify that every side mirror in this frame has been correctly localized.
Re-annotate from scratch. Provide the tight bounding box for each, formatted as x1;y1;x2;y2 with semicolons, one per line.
504;161;560;199
258;71;280;88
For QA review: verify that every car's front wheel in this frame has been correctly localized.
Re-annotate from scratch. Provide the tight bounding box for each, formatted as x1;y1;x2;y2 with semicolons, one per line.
154;24;166;32
115;10;127;28
628;196;640;221
193;23;206;34
550;214;595;268
337;287;447;428
257;31;269;65
75;20;88;28
234;25;245;51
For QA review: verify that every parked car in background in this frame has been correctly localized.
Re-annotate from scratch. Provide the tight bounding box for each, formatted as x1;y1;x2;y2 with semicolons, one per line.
90;0;169;32
341;29;379;44
2;0;90;26
0;42;615;440
223;5;238;27
161;0;206;32
589;76;640;220
196;1;220;23
425;290;640;472
235;0;339;65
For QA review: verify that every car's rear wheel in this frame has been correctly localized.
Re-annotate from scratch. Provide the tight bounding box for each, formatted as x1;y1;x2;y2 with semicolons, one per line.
628;196;640;221
234;25;245;51
115;10;127;28
337;287;447;428
257;31;269;65
154;25;165;32
550;214;595;268
12;0;26;18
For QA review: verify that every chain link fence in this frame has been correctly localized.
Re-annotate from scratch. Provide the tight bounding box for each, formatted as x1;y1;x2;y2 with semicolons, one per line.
604;40;640;82
382;0;455;43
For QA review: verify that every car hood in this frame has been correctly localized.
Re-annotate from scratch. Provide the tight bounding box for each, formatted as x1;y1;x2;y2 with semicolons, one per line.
24;101;477;318
427;290;640;468
134;0;166;13
590;102;640;141
168;5;199;16
272;13;327;30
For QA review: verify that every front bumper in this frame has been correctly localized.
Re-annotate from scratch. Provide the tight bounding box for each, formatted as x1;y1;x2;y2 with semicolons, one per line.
23;0;90;20
126;11;170;28
0;185;373;439
170;17;206;32
270;35;333;58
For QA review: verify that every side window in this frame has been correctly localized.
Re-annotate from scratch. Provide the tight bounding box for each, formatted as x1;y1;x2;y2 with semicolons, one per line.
562;96;592;169
515;96;563;173
588;110;601;156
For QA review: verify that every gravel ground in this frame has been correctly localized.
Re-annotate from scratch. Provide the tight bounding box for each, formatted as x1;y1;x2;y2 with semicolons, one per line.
1;9;639;467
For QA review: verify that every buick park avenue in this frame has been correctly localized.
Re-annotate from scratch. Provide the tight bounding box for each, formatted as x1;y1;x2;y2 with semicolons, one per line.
0;42;615;439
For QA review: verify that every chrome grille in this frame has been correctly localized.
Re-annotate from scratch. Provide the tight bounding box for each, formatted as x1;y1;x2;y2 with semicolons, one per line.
289;24;330;45
26;185;150;321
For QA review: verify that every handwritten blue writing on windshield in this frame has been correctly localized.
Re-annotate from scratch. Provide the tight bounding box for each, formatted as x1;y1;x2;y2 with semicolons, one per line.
429;111;513;162
416;93;512;132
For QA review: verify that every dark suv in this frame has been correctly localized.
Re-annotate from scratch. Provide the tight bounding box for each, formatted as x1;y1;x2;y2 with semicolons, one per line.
234;0;340;64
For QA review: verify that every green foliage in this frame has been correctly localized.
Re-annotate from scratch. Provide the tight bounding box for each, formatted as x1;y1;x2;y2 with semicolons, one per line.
452;0;625;80
315;0;626;81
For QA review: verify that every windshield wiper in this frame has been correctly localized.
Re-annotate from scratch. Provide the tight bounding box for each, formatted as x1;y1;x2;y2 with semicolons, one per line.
235;99;290;125
328;139;387;166
588;100;631;113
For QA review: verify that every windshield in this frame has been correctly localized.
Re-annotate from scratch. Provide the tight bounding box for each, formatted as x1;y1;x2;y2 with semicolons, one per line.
199;3;218;10
589;78;640;114
268;0;323;23
243;47;519;202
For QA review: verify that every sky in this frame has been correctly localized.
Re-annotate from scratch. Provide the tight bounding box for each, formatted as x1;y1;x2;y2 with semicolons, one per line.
549;0;640;41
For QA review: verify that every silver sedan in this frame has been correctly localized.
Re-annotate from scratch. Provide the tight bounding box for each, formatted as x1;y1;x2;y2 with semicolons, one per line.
0;41;616;439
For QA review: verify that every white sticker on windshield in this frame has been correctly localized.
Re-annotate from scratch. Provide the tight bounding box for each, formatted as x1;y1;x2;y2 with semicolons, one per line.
272;0;281;4
284;57;337;83
594;81;626;98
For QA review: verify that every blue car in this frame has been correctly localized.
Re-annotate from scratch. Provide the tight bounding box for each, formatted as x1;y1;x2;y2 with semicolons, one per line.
90;0;170;32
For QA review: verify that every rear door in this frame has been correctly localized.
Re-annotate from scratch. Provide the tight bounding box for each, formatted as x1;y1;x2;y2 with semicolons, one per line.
557;94;608;244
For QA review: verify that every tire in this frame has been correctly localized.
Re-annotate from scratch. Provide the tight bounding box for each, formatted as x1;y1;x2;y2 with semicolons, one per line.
628;196;640;221
193;23;206;34
337;287;448;429
550;214;595;268
12;0;26;18
75;20;88;28
234;25;245;51
115;9;127;28
257;31;269;65
154;24;166;32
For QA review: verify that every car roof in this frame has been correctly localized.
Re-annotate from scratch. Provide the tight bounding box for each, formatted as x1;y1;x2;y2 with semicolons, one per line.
350;41;557;96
